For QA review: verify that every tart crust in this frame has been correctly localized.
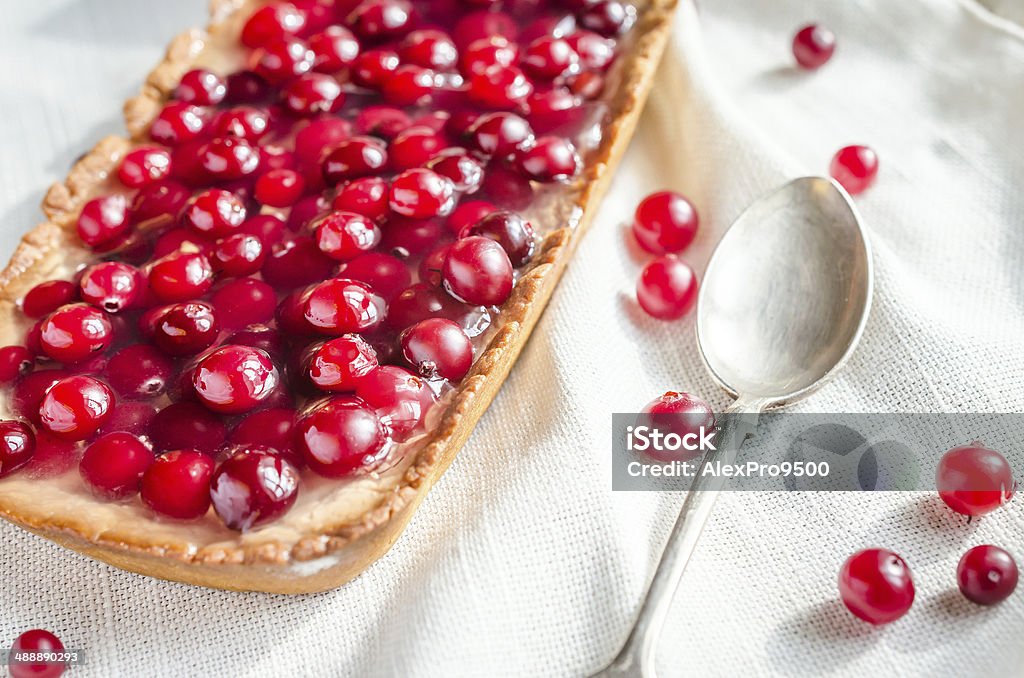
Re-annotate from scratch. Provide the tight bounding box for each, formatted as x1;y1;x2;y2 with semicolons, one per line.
0;0;678;593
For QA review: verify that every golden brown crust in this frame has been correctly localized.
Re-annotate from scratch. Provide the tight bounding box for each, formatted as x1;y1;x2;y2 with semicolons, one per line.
0;0;679;592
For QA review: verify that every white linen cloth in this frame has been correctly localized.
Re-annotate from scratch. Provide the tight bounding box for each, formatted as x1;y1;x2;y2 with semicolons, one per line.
2;0;1024;675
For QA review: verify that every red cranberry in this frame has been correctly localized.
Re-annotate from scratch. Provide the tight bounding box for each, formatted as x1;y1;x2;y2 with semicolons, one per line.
638;392;716;462
389;126;448;170
304;278;383;334
348;0;415;39
39;303;113;363
241;214;287;245
523;36;580;79
250;37;315;84
284;72;345;115
77;194;130;248
333;177;390;221
309;25;360;72
460;211;536;266
453;10;518;49
10;370;68;423
418;244;450;286
387;283;461;330
297;396;387;477
153;228;210;259
469;112;535;156
527;87;582;132
141;450;215;519
78;261;141;313
211;106;271;141
150;102;208;146
313;211;382;261
192;345;279;415
354;105;412;139
400;29;457;69
181;189;247;239
0;346;32;383
148;402;226;454
241;3;306;48
383;65;438;106
401;318;473;380
210;446;300;530
231;408;297;456
210;278;278;329
380;216;445;257
292;117;351;165
285;193;330;232
351;49;401;88
147;301;219;356
568;31;616;70
580;1;634;36
197;137;261;181
443;236;513;306
460;36;518;77
936;444;1015;517
793;24;836;70
0;421;35;478
118;146;173;188
100;401;158;436
356;365;433;438
8;629;64;678
637;256;698;320
175;68;227;105
341;253;411;302
469;64;534;109
957;544;1019;605
478;163;535;209
262;237;336;288
633;191;699;255
838;548;915;625
148;251;214;302
308;335;379;392
830;145;879;195
224;70;272;104
130;179;192;224
389;168;455;218
106;344;174;399
567;70;605;99
211;233;266;276
254;169;304;208
79;432;153;499
38;375;114;440
22;280;78;318
322;136;389;184
426;150;484;193
515;136;580;182
447;200;498;234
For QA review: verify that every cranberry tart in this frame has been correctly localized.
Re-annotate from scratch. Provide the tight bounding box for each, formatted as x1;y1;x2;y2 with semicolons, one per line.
0;0;675;593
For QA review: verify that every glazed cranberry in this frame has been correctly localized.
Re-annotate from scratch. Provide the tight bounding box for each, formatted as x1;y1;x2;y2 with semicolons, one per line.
10;370;68;423
297;397;387;477
106;344;173;399
141;450;215;520
148;251;214;302
100;401;158;436
148;402;226;454
309;25;360;72
639;392;716;462
260;237;334;289
313;211;382;262
478;164;535;209
401;318;473;380
568;30;616;70
241;2;306;48
351;49;401;88
382;65;437;106
304;278;383;334
223;69;272;104
386;283;460;330
197;137;261;181
211;233;266;277
231;408;297;456
210;446;300;530
283;72;344;115
297;119;356;171
356;365;433;438
175;68;227;105
957;545;1019;605
147;301;219;356
22;280;77;318
389;168;455;218
400;29;457;69
38;375;114;440
469;112;535;157
453;10;518;49
567;70;605;99
150;102;207;146
637;256;698;320
285;194;330;232
469;64;534;109
522;36;580;80
633;191;699;255
192;345;279;415
443;236;513;306
426;150;484;193
461;211;536;266
460;36;518;77
341;253;411;302
321;136;388;184
515;136;580;182
8;629;64;678
0;421;35;478
254;169;305;208
211;106;270;142
389;126;448;170
348;0;415;39
447;200;498;234
153;229;211;259
793;24;836;70
380;216;445;257
581;1;634;36
39;303;113;363
210;278;278;330
0;346;32;383
308;335;379;392
79;261;141;313
130;179;192;224
250;37;315;84
839;548;915;625
354;105;412;139
241;214;287;245
418;244;450;286
118;146;172;188
79;432;153;499
77;194;129;248
333;177;390;221
180;189;247;239
936;444;1015;517
830;145;879;196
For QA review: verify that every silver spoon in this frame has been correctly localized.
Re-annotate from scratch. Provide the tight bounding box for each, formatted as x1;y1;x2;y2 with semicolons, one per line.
593;176;873;677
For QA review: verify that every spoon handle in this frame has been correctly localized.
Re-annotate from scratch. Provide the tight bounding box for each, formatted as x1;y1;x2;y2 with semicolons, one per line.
594;396;764;678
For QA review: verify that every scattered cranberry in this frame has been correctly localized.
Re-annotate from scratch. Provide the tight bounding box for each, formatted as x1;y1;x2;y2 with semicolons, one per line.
632;191;699;255
38;303;113;363
356;365;434;439
936;444;1015;517
830;145;879;196
0;421;36;478
118;146;173;188
210;446;300;530
22;280;77;319
838;548;915;625
79;261;141;313
38;375;115;440
8;629;65;678
792;24;836;70
297;396;387;477
639;392;716;462
443;236;514;306
957;545;1019;605
141;450;215;520
193;345;279;414
0;346;33;384
77;195;129;248
637;256;698;320
313;211;382;261
79;432;153;499
401;318;473;380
